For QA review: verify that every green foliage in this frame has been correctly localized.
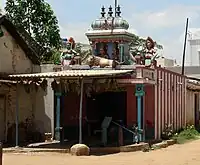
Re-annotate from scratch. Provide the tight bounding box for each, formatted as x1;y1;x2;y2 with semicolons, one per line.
74;43;92;58
46;49;61;64
5;0;61;61
173;125;200;144
161;124;173;140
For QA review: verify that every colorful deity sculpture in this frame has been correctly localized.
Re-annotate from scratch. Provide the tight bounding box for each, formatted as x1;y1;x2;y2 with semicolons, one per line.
60;37;80;67
144;37;158;67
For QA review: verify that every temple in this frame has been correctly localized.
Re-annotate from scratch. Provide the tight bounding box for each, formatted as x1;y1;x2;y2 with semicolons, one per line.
8;4;194;148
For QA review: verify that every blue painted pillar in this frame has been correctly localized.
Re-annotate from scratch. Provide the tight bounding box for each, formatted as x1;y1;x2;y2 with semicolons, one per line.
95;43;100;55
107;42;113;59
55;92;62;141
79;79;84;144
135;84;144;142
119;44;124;62
60;95;65;143
15;84;19;147
92;43;97;56
142;95;146;141
137;96;142;141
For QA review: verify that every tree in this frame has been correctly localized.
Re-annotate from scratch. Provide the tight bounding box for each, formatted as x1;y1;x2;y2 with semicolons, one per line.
48;49;61;64
5;0;61;62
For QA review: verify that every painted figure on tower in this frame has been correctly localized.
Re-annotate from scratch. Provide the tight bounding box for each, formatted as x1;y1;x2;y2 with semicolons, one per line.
60;37;80;67
144;37;159;67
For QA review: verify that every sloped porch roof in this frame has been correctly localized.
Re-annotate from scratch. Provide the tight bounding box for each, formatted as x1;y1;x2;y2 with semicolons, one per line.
8;69;134;79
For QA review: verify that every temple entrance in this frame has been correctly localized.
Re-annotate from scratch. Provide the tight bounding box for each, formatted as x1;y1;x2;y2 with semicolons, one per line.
85;91;127;146
88;91;126;122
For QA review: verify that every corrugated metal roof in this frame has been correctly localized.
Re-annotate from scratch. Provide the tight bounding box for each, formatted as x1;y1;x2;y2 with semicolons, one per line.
9;70;134;78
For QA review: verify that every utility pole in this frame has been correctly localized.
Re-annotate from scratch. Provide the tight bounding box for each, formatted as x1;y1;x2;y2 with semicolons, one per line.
181;18;189;75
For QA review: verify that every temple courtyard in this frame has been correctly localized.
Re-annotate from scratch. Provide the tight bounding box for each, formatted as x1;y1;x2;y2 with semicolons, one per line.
4;139;200;165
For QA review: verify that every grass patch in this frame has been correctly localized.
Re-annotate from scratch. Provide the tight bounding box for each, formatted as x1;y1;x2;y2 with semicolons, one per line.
172;125;200;144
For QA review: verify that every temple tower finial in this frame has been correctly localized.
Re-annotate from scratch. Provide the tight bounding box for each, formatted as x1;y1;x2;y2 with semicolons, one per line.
101;6;106;17
116;5;121;17
108;5;113;17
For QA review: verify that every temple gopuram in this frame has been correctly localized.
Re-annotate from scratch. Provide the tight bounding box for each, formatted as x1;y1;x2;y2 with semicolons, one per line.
9;4;191;149
86;5;134;64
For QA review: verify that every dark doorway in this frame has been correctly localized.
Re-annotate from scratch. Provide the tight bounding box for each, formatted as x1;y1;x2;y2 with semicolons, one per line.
86;91;127;124
85;91;127;146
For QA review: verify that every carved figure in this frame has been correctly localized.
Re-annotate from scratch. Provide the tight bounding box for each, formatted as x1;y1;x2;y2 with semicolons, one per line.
60;37;80;67
101;20;112;30
112;47;120;61
128;51;137;64
144;37;158;67
99;48;109;59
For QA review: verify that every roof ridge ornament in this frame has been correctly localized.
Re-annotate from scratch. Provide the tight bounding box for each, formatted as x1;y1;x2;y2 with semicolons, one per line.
116;5;121;17
101;6;106;18
108;5;113;17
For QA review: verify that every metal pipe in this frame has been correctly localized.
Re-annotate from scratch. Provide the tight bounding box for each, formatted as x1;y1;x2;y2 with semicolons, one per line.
112;121;134;134
79;78;84;144
15;83;19;147
181;18;189;75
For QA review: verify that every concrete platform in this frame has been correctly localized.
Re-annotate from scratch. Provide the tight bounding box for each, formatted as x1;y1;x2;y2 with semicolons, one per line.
3;147;69;153
91;143;149;154
3;140;177;155
3;143;148;154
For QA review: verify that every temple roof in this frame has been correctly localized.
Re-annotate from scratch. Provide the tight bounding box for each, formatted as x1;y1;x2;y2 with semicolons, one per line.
90;5;129;31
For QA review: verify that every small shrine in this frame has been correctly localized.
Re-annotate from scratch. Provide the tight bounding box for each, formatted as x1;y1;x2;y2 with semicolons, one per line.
85;5;135;65
6;3;188;150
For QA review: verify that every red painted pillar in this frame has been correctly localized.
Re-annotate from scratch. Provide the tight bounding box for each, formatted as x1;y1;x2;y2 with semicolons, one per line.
126;86;137;126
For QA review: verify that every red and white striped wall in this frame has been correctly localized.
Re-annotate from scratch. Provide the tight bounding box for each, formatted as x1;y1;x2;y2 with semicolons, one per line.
154;68;186;139
186;90;195;125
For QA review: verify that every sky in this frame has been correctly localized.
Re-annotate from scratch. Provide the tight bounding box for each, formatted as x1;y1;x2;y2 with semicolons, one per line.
2;0;200;65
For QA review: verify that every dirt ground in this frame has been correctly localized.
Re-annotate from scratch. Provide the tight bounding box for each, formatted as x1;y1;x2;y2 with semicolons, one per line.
4;139;200;165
